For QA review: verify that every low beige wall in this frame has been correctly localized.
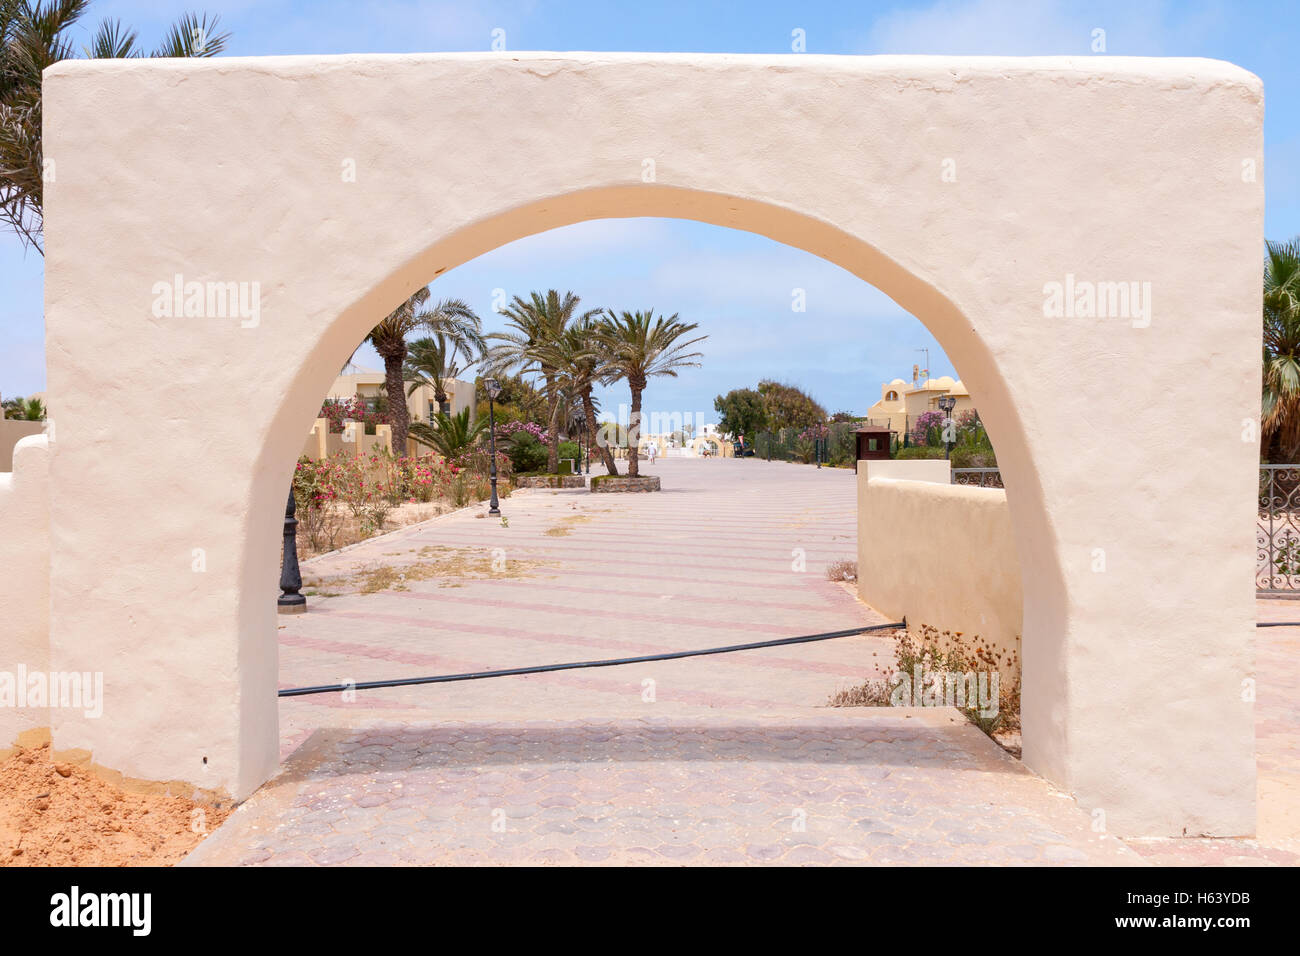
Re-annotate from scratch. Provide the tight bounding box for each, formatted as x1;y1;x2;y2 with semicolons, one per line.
0;435;51;751
313;421;393;460
861;458;951;483
0;420;46;472
301;418;327;459
359;425;392;458
857;462;1022;679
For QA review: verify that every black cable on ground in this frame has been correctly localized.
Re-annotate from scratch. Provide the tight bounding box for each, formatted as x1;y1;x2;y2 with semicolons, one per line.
1257;621;1300;627
278;619;907;698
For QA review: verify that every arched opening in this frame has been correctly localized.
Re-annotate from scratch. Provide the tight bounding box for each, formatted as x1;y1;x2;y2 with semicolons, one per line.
253;186;1042;531
689;435;727;458
244;186;1052;793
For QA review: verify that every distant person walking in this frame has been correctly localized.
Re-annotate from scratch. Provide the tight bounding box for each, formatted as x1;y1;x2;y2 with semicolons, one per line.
645;441;658;466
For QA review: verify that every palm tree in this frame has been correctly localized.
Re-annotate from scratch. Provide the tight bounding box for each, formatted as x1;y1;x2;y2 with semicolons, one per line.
1263;238;1300;462
485;290;599;473
404;333;479;418
598;310;706;477
1;394;44;419
409;408;487;460
364;290;482;456
1;2;230;252
553;314;620;475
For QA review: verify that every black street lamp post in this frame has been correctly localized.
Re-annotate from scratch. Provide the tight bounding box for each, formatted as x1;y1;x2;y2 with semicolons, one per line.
938;394;958;461
278;486;307;614
486;378;502;516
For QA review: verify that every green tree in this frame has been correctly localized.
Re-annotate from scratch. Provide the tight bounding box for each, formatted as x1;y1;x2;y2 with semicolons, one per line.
1;1;231;252
550;313;620;475
598;310;706;478
757;379;827;431
408;408;487;460
404;333;479;419
474;372;545;426
713;388;768;442
364;290;482;456
486;290;599;473
1263;237;1300;462
2;393;44;419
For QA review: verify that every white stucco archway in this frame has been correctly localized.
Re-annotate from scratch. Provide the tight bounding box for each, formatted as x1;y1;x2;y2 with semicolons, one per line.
35;53;1262;836
689;435;730;458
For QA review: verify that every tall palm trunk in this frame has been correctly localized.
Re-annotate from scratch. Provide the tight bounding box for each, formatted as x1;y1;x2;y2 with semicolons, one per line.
627;378;645;478
583;386;618;476
379;345;410;455
544;372;561;472
546;395;563;472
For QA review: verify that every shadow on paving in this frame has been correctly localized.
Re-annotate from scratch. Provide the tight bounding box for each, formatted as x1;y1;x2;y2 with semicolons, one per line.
272;714;1026;784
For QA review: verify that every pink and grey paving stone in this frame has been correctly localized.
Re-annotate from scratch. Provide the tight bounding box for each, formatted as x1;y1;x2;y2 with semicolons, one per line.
184;458;1298;865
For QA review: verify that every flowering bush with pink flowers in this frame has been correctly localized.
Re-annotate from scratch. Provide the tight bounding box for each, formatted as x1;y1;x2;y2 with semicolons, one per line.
911;410;945;446
496;420;548;442
292;448;513;552
319;397;390;434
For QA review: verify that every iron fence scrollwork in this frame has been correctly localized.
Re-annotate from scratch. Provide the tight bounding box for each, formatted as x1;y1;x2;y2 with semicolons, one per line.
950;467;1003;489
1258;465;1300;594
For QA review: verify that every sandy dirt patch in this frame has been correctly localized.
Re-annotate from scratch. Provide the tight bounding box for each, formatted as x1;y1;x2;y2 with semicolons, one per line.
0;745;231;867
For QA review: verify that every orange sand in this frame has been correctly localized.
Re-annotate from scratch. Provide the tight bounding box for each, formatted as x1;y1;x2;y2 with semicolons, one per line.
0;744;231;866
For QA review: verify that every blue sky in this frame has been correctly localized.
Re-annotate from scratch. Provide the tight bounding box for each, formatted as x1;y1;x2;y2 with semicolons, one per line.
3;0;1297;422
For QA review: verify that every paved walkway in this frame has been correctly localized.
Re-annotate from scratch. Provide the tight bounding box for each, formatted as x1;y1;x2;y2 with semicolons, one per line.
185;458;1295;865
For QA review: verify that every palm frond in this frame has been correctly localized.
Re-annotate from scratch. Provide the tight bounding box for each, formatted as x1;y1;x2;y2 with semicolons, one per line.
409;408;487;458
85;17;140;58
0;3;232;251
151;11;229;58
1262;237;1300;460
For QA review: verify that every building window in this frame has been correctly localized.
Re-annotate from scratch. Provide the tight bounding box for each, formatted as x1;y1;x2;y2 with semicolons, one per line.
886;390;898;401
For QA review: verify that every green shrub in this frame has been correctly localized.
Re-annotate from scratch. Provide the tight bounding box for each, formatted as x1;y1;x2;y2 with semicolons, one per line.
950;428;997;468
895;445;946;460
950;444;997;469
506;432;550;473
558;440;580;462
827;423;856;466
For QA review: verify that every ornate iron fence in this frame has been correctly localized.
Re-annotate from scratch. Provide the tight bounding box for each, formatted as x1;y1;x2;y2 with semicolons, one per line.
951;467;1003;488
1258;465;1300;594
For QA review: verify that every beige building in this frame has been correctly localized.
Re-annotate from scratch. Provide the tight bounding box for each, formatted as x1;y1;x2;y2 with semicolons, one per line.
329;367;476;427
868;371;974;439
318;366;480;455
